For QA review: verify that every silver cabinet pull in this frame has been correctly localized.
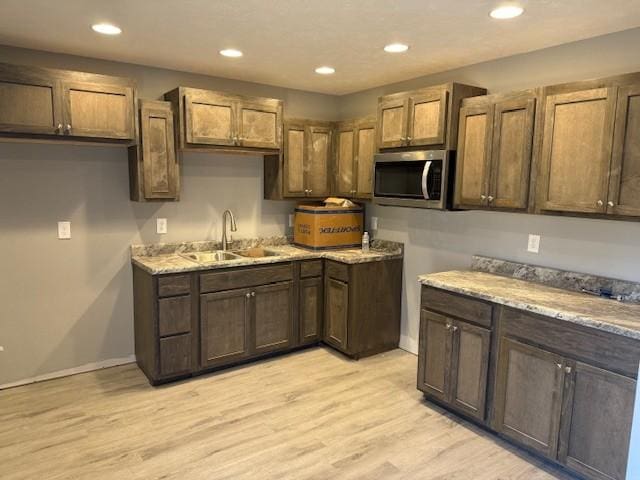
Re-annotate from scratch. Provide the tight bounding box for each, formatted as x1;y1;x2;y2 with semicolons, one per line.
565;366;572;374
407;136;412;142
445;323;452;330
245;292;251;298
480;194;487;201
400;136;407;141
607;201;615;207
56;123;63;133
64;124;71;133
452;325;458;332
597;200;604;207
488;196;494;203
251;291;256;297
556;363;562;369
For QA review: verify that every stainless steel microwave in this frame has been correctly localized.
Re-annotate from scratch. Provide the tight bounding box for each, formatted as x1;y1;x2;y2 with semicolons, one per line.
373;150;455;209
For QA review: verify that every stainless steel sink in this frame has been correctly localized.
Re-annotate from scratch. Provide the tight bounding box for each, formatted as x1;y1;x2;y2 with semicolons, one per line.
232;247;282;258
181;251;241;263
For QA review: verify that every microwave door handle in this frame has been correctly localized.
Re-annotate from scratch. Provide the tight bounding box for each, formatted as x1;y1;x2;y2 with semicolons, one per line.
421;161;432;200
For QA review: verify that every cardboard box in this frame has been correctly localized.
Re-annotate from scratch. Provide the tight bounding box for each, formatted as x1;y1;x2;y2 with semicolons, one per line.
294;204;363;250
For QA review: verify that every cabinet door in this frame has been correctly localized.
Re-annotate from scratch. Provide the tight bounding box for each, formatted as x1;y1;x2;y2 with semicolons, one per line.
140;102;178;200
558;362;636;480
354;122;376;198
299;276;323;344
454;104;493;208
489;97;536;210
237;99;282;150
324;277;348;351
184;91;236;146
417;310;453;402
306;125;332;197
335;124;356;196
159;334;192;377
378;96;408;149
408;89;448;146
0;74;62;135
283;123;307;197
538;88;616;214
449;320;491;421
608;84;640;217
61;82;134;140
200;289;250;368
494;338;565;459
253;281;293;355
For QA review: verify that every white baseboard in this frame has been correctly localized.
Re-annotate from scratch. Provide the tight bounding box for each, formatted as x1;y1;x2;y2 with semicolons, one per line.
0;355;137;390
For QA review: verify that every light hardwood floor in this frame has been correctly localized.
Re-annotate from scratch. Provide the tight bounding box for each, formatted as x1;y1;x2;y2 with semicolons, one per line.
0;347;576;480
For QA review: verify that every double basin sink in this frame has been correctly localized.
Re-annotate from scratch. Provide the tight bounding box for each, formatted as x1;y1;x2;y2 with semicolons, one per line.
180;247;284;265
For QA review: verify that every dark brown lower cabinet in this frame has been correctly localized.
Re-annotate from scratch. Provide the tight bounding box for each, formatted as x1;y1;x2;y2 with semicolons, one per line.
299;276;323;345
324;277;349;351
417;308;490;421
253;281;294;354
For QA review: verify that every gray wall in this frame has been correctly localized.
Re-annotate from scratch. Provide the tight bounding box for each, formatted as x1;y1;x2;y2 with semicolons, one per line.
0;46;337;386
339;27;640;353
3;28;640;385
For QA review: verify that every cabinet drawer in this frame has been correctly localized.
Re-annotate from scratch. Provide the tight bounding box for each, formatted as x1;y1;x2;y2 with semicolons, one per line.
158;274;191;297
421;287;492;328
300;260;323;278
158;295;191;337
500;306;640;378
200;263;294;293
159;333;191;377
325;261;349;282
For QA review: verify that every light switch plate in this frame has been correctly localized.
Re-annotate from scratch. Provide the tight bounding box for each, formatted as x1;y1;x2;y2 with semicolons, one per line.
57;221;71;240
371;216;379;230
527;234;541;253
157;218;168;235
288;214;295;228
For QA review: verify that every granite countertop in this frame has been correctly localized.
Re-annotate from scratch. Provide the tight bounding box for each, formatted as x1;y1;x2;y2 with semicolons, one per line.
131;237;403;275
419;270;640;340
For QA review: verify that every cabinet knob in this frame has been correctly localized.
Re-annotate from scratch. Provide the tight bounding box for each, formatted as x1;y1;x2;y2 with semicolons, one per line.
452;325;458;332
556;363;562;369
400;136;407;141
565;366;572;374
56;123;63;133
597;200;604;207
445;323;452;330
65;124;71;133
480;195;487;200
607;201;615;207
251;291;256;297
407;136;412;142
308;189;313;193
487;196;494;203
245;292;251;298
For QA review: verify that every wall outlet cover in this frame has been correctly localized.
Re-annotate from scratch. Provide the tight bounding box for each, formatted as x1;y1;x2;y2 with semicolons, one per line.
288;214;295;228
371;216;379;230
527;234;541;253
157;218;168;235
57;221;71;240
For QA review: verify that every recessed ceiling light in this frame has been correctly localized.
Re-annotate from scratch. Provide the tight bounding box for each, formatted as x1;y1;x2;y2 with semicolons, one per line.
489;5;524;19
315;66;335;75
219;49;243;58
384;43;409;53
91;23;122;35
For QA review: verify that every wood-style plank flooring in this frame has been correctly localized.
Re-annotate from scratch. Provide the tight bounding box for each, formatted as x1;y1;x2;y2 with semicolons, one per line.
0;347;576;479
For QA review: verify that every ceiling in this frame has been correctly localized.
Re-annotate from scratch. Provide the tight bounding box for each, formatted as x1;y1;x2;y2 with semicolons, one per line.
1;0;640;95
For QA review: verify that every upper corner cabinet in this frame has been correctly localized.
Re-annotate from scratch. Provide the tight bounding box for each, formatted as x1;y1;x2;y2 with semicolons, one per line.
376;83;486;151
164;87;283;152
0;62;136;142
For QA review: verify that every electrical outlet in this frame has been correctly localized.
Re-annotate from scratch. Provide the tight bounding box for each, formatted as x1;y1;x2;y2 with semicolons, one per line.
0;346;4;352
57;221;71;240
288;214;295;228
371;217;379;230
527;234;541;253
157;218;168;234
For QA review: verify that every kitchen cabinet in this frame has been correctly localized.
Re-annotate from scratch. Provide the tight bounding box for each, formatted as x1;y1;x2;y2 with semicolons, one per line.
376;83;487;151
299;260;323;345
334;117;376;198
253;281;294;354
455;91;536;211
323;259;402;359
0;62;136;142
165;86;283;152
128;100;179;201
537;87;617;214
418;289;492;421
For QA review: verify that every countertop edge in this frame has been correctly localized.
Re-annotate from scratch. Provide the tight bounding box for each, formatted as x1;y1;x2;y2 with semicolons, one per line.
419;275;640;341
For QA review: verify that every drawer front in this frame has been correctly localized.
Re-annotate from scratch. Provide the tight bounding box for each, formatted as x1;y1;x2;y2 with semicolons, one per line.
500;306;640;378
421;287;492;328
159;333;192;377
158;295;191;337
158;274;191;297
200;263;294;293
325;261;349;282
300;260;323;278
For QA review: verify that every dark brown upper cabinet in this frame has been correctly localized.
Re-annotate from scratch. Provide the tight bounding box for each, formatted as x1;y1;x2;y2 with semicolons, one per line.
376;83;487;151
128;100;179;202
265;119;332;199
164;87;283;152
334;117;376;199
455;91;537;211
0;62;136;142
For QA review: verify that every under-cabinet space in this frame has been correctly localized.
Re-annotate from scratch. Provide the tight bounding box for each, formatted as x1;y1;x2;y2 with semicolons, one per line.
377;83;487;151
165;86;283;152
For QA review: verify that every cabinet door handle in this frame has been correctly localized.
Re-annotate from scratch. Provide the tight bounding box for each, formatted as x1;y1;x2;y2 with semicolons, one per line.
480;194;487;201
245;292;251;298
251;291;256;297
597;200;604;207
487;196;494;203
407;136;412;142
607;201;615;207
452;325;458;332
565;366;572;374
556;363;562;369
56;123;63;133
445;323;452;330
65;124;71;134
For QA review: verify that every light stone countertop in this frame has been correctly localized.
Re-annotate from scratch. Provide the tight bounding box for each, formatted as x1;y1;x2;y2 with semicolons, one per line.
419;270;640;340
132;239;403;275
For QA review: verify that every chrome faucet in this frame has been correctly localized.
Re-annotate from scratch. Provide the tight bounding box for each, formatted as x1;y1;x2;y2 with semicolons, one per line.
221;210;237;251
